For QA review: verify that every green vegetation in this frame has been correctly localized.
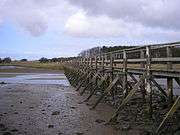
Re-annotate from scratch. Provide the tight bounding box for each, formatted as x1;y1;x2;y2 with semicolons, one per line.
0;61;64;71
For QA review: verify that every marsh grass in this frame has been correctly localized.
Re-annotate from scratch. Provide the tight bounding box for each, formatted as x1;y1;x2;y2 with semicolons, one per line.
0;61;64;71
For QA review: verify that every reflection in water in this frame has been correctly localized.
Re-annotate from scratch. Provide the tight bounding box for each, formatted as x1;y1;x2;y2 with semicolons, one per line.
0;73;70;86
0;66;24;69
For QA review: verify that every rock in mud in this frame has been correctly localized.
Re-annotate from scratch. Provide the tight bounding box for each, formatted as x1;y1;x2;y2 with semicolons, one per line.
95;119;106;124
48;125;54;128
3;132;12;135
70;106;76;109
0;123;8;131
0;123;6;129
52;111;60;115
14;112;18;114
75;132;84;135
0;82;7;85
11;129;18;132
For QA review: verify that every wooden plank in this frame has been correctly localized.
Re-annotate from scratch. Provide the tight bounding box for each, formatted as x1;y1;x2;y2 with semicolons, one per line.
71;71;89;86
156;96;180;133
146;46;153;116
129;73;138;83
109;72;146;123
152;57;180;62
75;72;92;91
84;75;108;102
175;78;180;86
167;46;173;103
150;77;167;98
90;76;119;109
123;50;128;96
140;50;146;101
79;73;99;95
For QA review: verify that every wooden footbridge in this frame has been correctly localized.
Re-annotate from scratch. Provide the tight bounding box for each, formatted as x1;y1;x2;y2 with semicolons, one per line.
63;41;180;134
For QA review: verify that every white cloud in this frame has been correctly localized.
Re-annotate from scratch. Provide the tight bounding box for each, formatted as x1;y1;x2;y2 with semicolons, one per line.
67;0;180;30
0;0;76;36
0;0;179;41
65;11;180;41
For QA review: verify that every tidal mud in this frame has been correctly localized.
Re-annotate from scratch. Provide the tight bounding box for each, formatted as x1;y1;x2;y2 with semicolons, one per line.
0;83;122;135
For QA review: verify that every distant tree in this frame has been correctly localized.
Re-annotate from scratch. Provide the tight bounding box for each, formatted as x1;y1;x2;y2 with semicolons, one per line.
51;58;58;62
39;57;49;63
20;59;28;62
0;58;2;63
3;57;11;63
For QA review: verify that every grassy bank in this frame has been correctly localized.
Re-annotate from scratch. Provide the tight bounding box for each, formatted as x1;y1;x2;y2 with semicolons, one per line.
0;61;64;71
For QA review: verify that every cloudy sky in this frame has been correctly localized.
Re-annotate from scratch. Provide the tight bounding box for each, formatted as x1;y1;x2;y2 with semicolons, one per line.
0;0;179;60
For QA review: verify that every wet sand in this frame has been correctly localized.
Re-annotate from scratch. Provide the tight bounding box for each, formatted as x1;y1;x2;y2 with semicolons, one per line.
0;66;122;135
0;83;122;135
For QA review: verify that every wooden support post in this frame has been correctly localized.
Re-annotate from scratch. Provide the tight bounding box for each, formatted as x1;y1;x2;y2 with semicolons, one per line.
84;75;108;102
90;76;119;109
140;50;146;101
71;71;88;86
156;96;180;133
146;46;153;116
110;53;114;81
102;55;105;76
95;56;97;72
75;72;92;91
90;57;93;69
80;73;99;95
123;50;128;96
175;78;180;86
150;77;167;99
129;73;138;83
167;46;173;103
110;53;115;99
109;73;146;123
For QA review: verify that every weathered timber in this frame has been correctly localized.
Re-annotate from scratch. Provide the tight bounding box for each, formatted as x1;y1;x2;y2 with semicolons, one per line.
90;76;119;109
80;73;99;95
109;72;146;122
156;96;180;133
63;41;180;133
84;75;108;102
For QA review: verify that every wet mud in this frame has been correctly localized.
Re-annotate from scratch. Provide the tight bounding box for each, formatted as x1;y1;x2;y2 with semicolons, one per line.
0;83;121;135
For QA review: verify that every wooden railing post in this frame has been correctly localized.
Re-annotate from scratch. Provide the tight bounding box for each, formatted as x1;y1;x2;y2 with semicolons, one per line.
110;53;114;82
146;46;153;116
123;50;128;96
102;54;105;76
95;56;97;72
140;50;146;100
167;46;173;103
90;57;93;69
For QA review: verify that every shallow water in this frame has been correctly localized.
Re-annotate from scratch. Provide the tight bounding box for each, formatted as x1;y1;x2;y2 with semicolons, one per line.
0;66;24;69
0;66;70;86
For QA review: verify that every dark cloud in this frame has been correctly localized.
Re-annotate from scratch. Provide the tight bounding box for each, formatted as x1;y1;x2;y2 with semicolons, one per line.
67;0;180;30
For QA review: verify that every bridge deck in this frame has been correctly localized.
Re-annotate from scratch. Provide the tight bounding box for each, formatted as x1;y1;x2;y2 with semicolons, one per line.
63;41;180;134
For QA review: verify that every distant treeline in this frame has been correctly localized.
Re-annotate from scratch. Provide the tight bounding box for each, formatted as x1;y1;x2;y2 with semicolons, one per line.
78;45;136;57
101;46;136;53
78;45;180;58
0;57;12;63
1;45;180;63
38;57;76;63
78;46;135;57
0;57;77;64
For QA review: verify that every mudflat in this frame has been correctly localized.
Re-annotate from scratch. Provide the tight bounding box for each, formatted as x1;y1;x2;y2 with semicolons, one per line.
0;67;123;135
